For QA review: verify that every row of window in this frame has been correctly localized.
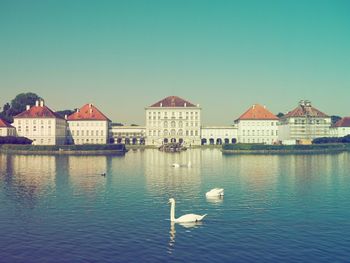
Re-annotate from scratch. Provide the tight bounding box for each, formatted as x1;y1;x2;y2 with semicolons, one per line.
70;130;104;136
242;130;278;136
148;115;199;120
148;111;199;116
70;138;105;144
17;119;52;125
69;122;105;127
241;138;274;144
148;121;199;127
148;129;199;137
240;121;277;126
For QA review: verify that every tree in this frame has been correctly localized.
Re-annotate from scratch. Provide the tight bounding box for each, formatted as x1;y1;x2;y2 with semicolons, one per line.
276;112;285;118
1;93;41;123
331;115;342;125
56;109;76;119
9;93;41;117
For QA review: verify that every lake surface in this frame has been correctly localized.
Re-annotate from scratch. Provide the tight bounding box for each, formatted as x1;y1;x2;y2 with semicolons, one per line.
1;149;350;262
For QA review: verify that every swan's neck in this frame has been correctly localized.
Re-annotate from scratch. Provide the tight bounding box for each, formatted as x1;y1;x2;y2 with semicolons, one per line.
170;201;175;222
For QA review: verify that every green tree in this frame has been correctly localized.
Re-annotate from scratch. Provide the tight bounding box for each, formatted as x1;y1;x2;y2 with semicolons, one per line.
1;92;41;123
276;112;285;118
331;115;342;125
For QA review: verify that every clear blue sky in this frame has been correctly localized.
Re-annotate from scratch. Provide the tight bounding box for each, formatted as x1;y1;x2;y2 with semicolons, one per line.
1;0;349;125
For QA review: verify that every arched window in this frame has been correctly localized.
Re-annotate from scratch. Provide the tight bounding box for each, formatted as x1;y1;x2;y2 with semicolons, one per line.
179;121;183;128
178;129;183;136
164;121;168;128
171;121;176;128
164;129;168;136
171;129;176;136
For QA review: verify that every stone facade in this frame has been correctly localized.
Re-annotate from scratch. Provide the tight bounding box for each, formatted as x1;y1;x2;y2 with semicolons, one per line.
145;96;201;146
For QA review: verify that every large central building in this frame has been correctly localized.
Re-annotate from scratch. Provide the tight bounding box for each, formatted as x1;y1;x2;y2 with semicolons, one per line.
145;96;201;146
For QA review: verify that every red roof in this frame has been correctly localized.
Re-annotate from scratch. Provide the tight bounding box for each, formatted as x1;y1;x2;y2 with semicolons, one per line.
334;117;350;127
285;103;328;118
67;104;110;121
0;118;14;128
237;104;278;120
150;96;197;107
14;105;64;119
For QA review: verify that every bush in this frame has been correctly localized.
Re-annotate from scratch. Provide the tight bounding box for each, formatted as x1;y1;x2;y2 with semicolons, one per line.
0;136;32;145
313;135;350;144
222;143;347;151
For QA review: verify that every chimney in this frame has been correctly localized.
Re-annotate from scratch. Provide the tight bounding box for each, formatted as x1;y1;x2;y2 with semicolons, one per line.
40;100;44;107
184;103;187;107
26;105;30;110
160;103;162;107
64;114;68;120
90;108;93;114
89;103;92;108
35;100;39;107
77;108;80;113
253;104;256;109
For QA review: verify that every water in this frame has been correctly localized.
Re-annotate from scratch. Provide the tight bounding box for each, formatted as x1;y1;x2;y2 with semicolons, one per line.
0;149;350;262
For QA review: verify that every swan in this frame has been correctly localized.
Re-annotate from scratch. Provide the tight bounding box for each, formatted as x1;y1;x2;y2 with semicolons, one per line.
168;198;207;223
206;188;224;197
171;163;180;168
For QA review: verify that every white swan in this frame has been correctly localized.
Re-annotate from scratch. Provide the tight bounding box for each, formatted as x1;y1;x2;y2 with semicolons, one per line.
171;161;191;168
168;198;207;223
206;188;224;197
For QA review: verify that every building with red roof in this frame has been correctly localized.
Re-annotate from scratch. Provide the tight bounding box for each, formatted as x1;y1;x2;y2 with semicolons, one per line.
145;96;201;146
0;118;16;137
235;104;279;144
330;117;350;138
279;100;331;142
66;103;111;145
13;100;66;145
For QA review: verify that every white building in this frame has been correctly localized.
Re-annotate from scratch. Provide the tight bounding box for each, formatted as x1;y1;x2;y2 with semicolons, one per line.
278;100;331;142
236;104;279;144
330;117;350;137
145;96;201;146
13;100;66;145
110;125;146;145
0;118;16;137
201;126;238;145
67;103;110;145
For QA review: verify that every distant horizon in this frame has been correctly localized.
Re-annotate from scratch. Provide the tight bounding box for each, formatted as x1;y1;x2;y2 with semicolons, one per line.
1;0;349;125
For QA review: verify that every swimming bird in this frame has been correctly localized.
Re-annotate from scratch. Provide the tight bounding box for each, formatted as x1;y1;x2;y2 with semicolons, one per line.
171;163;180;168
205;188;224;197
101;173;106;177
168;198;207;223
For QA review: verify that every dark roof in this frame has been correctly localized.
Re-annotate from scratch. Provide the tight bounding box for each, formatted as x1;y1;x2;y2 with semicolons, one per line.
285;104;329;118
334;117;350;127
67;103;110;121
14;105;64;119
0;118;14;128
150;96;197;107
237;104;278;120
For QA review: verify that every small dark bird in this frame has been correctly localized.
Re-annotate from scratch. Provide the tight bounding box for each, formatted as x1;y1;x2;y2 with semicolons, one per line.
101;173;106;177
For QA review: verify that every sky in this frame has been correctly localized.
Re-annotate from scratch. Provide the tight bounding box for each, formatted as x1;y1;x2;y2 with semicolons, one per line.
0;0;349;125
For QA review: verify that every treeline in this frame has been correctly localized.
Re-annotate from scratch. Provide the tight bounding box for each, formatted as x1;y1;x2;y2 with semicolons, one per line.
313;135;350;144
0;136;33;145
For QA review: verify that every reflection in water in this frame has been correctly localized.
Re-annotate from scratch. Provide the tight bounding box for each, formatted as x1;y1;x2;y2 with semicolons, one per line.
68;156;108;195
168;221;203;254
206;195;224;204
1;154;56;208
144;150;202;198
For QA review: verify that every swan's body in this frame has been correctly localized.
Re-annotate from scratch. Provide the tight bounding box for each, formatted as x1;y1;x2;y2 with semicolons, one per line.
206;188;224;197
169;198;206;223
171;161;191;168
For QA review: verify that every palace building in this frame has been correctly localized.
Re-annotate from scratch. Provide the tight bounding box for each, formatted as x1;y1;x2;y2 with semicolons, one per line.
330;117;350;138
66;103;111;145
236;104;279;144
0;118;16;137
145;96;201;146
13;100;66;145
278;100;331;142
